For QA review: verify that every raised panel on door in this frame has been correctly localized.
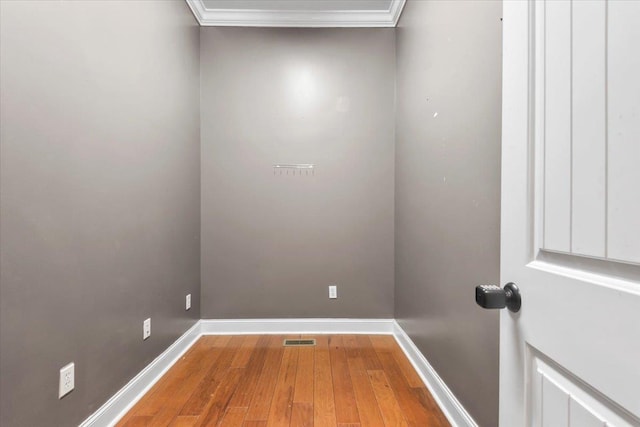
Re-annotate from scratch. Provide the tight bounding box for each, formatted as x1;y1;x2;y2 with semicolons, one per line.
607;1;640;264
531;354;630;427
540;0;640;266
542;0;572;253
571;0;606;258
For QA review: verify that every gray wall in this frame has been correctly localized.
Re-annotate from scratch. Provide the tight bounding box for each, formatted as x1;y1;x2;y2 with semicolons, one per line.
0;2;200;426
200;28;395;319
394;1;502;426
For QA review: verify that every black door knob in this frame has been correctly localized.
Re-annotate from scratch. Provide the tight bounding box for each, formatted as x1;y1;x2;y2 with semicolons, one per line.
475;283;521;313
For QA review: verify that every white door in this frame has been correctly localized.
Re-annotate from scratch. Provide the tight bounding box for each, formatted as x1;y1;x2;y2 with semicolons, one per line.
500;1;640;426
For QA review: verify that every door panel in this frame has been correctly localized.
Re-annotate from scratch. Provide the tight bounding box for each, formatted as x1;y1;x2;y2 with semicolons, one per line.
542;0;572;253
571;0;606;258
608;1;640;264
531;350;634;427
540;374;570;427
539;0;640;265
501;1;640;426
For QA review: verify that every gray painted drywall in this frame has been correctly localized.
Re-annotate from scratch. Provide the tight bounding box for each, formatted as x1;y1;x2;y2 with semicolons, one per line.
200;28;395;319
394;1;502;426
0;1;200;426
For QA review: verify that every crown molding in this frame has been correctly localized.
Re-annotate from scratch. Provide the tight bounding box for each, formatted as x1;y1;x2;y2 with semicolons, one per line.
186;0;406;28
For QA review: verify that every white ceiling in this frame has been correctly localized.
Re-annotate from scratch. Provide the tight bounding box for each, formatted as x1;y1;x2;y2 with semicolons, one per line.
187;0;405;27
201;0;393;11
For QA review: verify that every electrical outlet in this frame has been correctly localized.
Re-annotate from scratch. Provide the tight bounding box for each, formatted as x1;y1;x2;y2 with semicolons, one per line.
186;294;191;311
59;362;74;399
329;285;338;299
143;318;151;340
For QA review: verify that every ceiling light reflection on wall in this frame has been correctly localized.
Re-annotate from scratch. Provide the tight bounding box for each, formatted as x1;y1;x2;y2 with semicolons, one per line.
288;65;318;111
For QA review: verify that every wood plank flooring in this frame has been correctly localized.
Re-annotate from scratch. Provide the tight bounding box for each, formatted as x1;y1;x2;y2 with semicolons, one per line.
117;335;450;427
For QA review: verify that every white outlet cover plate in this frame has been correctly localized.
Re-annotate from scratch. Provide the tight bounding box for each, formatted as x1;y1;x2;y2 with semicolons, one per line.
143;318;151;340
329;285;337;299
59;362;75;398
186;294;191;311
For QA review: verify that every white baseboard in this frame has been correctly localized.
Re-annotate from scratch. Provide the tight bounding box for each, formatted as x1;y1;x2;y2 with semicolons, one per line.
80;318;476;427
199;318;395;335
79;318;392;426
79;321;202;427
392;321;479;427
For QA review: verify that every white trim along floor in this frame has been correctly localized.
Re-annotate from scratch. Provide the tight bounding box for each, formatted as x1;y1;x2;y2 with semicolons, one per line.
80;319;478;427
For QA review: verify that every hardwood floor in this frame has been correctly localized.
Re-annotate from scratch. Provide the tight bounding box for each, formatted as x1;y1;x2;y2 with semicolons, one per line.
117;335;450;427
